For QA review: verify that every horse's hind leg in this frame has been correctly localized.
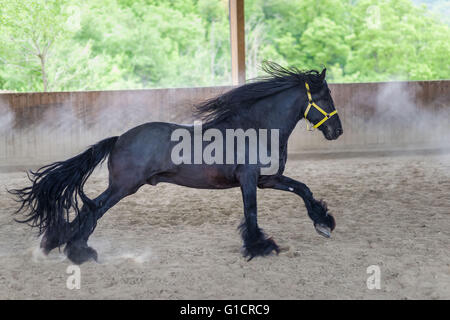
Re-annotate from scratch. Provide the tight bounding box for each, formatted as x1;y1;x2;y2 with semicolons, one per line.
40;191;110;254
39;188;111;254
63;183;139;264
61;126;164;263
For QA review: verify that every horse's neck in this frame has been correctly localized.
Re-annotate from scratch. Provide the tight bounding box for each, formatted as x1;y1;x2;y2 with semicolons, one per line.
254;88;304;143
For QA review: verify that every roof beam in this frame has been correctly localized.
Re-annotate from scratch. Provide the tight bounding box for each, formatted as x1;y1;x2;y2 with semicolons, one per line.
229;0;246;85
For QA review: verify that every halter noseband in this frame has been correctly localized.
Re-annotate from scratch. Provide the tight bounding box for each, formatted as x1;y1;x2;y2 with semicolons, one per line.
304;82;338;131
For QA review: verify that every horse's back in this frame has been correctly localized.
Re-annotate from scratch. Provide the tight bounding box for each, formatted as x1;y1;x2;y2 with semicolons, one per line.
108;122;182;176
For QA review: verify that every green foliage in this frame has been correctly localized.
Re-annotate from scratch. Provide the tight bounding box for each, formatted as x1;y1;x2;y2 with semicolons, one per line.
0;0;448;92
246;0;450;82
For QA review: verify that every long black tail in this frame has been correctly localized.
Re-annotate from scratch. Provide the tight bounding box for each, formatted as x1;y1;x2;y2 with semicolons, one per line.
9;136;119;237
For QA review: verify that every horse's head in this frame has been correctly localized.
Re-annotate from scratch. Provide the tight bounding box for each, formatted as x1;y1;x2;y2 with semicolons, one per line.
303;69;343;140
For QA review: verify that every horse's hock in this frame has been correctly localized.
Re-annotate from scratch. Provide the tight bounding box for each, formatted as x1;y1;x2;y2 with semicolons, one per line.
0;81;449;166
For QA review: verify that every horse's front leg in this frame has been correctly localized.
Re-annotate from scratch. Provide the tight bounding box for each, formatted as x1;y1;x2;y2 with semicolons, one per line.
259;175;336;238
237;170;280;261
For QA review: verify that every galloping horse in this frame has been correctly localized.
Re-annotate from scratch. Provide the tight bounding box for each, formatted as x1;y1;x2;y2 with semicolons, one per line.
10;62;343;264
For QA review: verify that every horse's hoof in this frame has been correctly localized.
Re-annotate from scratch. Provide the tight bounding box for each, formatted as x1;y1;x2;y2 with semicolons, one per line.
40;225;71;254
243;237;280;261
40;232;60;255
64;243;98;265
314;223;331;238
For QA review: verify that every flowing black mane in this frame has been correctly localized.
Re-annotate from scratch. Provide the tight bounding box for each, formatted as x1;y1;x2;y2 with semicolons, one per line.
194;61;325;124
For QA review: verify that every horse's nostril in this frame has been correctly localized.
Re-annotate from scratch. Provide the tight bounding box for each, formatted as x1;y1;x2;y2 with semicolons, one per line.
336;128;343;135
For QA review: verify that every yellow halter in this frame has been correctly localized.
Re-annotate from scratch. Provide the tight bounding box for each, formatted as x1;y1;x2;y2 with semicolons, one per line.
304;82;338;131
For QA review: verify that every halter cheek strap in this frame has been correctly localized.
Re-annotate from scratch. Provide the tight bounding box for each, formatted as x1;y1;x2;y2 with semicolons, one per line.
304;82;338;130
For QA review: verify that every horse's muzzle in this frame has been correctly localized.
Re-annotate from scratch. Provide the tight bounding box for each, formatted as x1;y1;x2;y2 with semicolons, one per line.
324;127;343;140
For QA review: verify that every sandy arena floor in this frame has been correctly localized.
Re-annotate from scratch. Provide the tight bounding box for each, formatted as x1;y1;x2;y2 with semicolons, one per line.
0;152;449;299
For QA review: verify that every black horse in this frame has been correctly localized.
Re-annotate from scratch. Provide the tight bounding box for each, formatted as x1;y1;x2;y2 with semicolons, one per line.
10;62;343;264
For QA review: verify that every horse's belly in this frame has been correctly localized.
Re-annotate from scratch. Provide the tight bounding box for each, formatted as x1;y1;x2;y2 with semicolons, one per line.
153;165;239;189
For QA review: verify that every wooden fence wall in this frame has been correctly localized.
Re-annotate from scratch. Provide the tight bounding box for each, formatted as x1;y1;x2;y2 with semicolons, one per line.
0;81;449;166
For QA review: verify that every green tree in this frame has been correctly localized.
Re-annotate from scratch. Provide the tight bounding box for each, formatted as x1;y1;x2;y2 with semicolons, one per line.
0;0;448;92
245;0;450;82
0;0;70;91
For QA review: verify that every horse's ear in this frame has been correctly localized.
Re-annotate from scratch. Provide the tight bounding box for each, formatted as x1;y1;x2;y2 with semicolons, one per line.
320;68;327;81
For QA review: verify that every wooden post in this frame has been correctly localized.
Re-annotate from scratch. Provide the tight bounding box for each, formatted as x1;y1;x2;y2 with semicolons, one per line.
229;0;245;85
